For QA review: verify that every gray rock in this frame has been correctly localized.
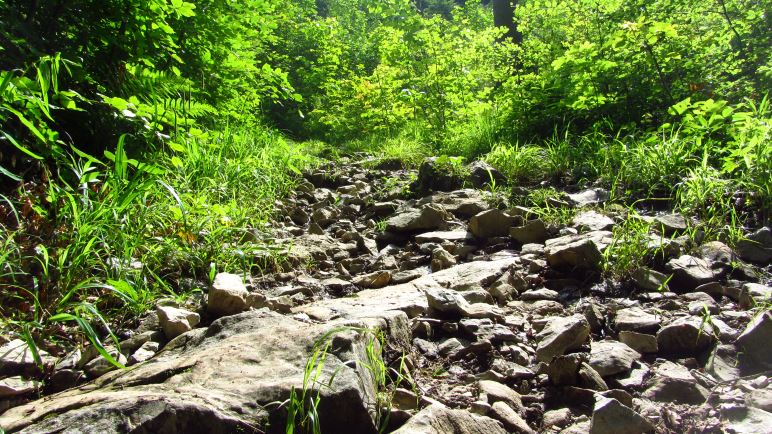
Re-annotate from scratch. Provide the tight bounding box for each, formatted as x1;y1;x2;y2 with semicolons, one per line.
684;292;720;315
697;241;736;265
208;273;249;317
392;404;508;434
386;204;450;233
469;209;517;239
589;341;641;377
489;401;535;433
566;188;609;207
705;344;740;382
427;189;490;218
543;408;572;429
577;362;608;392
631;268;670;292
128;341;159;365
590;396;654;434
413;157;466;193
431;247;457;272
546;354;583;386
520;288;559;301
0;376;39;398
479;380;524;413
747;388;772;412
656;316;717;355
1;310;398;433
650;213;687;235
510;219;549;244
721;406;772;433
643;361;708;404
618;331;658;353
83;350;127;378
735;227;772;263
536;315;590;362
613;307;660;334
0;339;54;375
665;255;717;291
572;211;614;232
545;231;612;269
391;268;428;284
416;230;473;244
739;283;772;310
468;160;507;188
735;311;772;369
156;305;200;340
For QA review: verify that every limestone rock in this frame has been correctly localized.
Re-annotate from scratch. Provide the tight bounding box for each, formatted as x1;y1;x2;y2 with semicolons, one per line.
156;305;200;340
208;273;249;317
469;209;517;239
589;340;641;377
590;396;654;434
536;315;590;362
392;404;507;434
128;341;159;365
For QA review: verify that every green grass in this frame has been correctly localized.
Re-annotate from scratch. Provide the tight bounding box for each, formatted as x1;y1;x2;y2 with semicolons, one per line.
0;126;310;369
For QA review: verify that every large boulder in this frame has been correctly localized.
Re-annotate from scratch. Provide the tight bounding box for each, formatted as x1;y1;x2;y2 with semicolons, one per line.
0;311;391;434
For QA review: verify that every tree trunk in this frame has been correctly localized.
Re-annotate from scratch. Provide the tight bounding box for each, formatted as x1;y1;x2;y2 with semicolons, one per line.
492;0;521;44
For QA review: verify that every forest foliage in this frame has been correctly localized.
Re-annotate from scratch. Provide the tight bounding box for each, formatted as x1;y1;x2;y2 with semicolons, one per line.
0;0;769;363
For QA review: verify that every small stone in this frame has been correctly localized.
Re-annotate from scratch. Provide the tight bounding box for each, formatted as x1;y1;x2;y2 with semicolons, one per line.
572;211;614;232
665;255;717;291
643;361;708;404
0;376;39;397
546;354;583;386
536;315;590;362
589;340;641;377
352;270;391;289
431;247;457;272
83;350;127;378
479;380;524;413
735;227;772;264
657;316;717;355
156;305;200;340
579;362;609;391
520;288;559;301
651;213;687;235
0;339;53;374
590;396;655;434
208;273;249;317
631;268;670;292
510;219;549;244
489;401;535;433
684;292;720;315
128;341;159;365
545;231;612;269
618;331;658;354
735;311;772;370
566;188;609;207
386;204;450;233
613;307;660;334
739;283;772;310
392;404;508;434
543;408;572;428
469;209;517;239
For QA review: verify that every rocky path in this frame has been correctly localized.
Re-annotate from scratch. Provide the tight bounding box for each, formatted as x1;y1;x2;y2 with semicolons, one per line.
1;157;771;433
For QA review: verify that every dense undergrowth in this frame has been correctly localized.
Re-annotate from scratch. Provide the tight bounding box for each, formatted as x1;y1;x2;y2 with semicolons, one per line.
0;0;770;367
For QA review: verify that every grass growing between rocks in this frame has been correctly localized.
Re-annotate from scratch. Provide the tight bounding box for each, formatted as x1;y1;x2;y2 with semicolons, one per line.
0;127;311;367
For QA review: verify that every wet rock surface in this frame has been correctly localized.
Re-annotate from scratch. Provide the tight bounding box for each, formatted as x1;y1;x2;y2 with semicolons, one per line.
1;157;769;433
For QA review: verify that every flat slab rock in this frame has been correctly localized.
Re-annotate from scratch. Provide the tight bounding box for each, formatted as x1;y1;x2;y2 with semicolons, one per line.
392;404;508;434
0;310;393;434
